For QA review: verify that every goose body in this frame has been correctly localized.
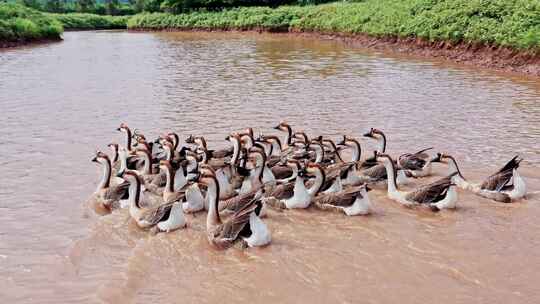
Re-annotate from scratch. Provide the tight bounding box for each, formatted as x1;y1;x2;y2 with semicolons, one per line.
92;151;129;210
123;171;186;231
377;153;457;211
183;183;205;213
199;172;270;249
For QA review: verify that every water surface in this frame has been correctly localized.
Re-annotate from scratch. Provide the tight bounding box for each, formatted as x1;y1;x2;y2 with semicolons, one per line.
1;31;539;304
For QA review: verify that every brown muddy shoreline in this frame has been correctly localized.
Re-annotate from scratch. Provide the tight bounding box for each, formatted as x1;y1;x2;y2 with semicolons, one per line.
130;27;540;77
0;37;63;49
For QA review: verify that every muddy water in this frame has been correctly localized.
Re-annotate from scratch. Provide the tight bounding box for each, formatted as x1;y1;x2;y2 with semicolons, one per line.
1;31;540;304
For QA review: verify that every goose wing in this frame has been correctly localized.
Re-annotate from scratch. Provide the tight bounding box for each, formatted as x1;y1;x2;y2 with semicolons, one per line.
480;156;522;191
271;165;293;180
405;175;453;204
314;186;362;207
103;181;130;201
140;202;174;226
213;198;258;244
360;163;387;180
399;147;433;170
220;185;262;212
268;181;295;200
208;146;234;159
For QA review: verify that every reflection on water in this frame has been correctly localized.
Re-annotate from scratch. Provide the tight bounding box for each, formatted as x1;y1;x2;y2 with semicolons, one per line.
0;30;539;304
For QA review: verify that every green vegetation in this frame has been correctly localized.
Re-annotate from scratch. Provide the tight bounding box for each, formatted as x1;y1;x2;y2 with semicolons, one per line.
50;13;130;29
127;0;540;50
0;3;63;43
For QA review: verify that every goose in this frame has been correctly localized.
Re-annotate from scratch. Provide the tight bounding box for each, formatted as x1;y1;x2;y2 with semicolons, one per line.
363;128;387;155
121;170;186;232
198;171;270;249
264;162;326;209
159;160;204;213
376;153;458;211
363;127;433;175
134;149;164;186
186;135;233;159
117;123;134;152
398;147;434;177
238;149;266;194
92;151;129;210
217;151;270;217
107;143;120;172
432;153;526;203
273;121;293;149
312;184;373;216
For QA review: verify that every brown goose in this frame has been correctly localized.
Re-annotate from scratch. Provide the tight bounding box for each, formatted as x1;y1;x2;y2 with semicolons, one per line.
376;153;458;211
432;153;526;203
92;151;129;210
198;171;269;249
121;170;186;231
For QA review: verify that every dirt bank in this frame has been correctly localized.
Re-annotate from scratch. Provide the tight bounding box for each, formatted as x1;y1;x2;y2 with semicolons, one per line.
0;37;63;49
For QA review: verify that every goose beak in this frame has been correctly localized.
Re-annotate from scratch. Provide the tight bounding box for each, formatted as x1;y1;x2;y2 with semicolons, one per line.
116;127;121;131
225;135;230;140
363;132;372;138
116;169;125;177
365;185;372;192
273;125;280;130
91;156;98;162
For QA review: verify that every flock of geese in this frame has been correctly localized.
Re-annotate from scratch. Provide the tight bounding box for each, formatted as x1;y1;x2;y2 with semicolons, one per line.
91;122;527;249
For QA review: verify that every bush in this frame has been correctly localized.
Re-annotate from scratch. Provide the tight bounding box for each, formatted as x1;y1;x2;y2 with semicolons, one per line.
0;3;63;42
129;0;540;50
50;13;130;29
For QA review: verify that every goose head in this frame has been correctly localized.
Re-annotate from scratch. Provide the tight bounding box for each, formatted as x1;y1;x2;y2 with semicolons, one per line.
293;131;309;143
92;151;110;164
363;128;383;139
117;123;130;133
246;149;267;169
274;121;291;132
167;132;180;150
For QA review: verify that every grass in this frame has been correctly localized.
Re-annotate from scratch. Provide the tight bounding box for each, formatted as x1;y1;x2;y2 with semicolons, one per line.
127;0;540;50
0;3;63;43
50;13;130;30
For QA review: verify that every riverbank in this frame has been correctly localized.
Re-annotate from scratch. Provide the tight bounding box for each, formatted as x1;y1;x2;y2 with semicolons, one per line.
0;3;63;48
127;1;540;76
